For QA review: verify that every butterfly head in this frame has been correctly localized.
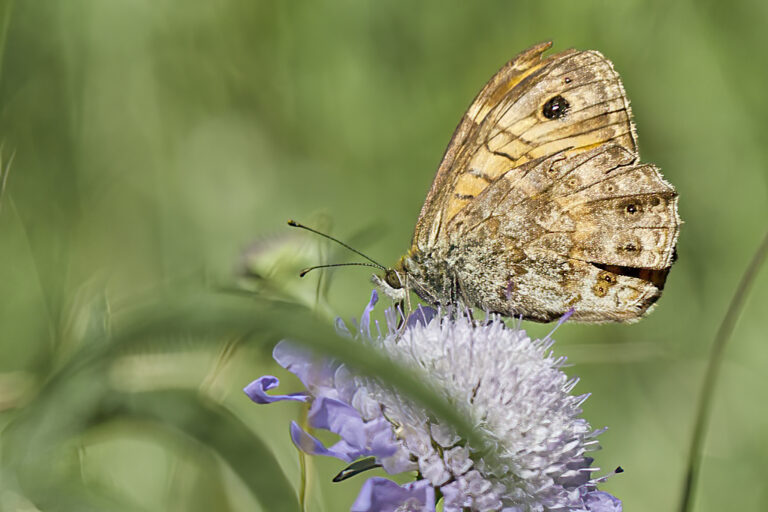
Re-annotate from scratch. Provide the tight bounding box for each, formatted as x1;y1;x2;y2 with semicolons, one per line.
383;266;405;290
372;265;407;302
374;251;426;302
379;248;450;307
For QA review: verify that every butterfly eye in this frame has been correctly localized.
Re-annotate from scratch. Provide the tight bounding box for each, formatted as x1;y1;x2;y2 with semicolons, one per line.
542;95;570;120
384;269;403;289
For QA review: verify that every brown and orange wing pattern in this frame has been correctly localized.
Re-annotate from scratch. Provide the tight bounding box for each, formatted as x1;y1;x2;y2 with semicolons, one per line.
413;42;638;251
445;145;679;322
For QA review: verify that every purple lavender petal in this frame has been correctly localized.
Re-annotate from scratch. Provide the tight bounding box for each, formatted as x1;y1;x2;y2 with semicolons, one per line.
333;364;358;403
406;305;437;328
380;445;418;474
556;457;593;487
350;477;435;512
360;290;379;337
290;423;375;463
289;421;353;462
273;340;340;397
243;376;309;404
307;397;399;459
336;317;352;337
384;306;400;334
325;439;368;462
583;491;622;512
308;396;367;448
272;341;318;384
364;417;399;458
543;308;575;343
439;481;468;512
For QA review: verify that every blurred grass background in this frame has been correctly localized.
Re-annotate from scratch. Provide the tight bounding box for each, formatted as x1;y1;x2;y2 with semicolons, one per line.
1;0;767;510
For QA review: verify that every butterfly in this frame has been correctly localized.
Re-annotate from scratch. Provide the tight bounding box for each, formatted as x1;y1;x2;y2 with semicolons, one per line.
375;41;680;323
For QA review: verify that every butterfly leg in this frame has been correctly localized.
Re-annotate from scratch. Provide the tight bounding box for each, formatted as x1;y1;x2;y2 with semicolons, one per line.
394;299;406;328
404;274;413;313
451;273;475;322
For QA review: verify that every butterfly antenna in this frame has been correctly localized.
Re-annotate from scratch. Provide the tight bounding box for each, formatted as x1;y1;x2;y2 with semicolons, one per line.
299;262;384;278
287;220;386;270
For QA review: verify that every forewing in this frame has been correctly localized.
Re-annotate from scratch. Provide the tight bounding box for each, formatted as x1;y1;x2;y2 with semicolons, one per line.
413;42;638;251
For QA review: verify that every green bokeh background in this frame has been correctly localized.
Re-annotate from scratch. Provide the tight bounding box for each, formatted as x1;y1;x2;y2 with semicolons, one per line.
1;1;767;511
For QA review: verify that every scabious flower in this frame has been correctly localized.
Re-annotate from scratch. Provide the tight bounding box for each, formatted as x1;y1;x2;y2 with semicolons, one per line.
245;291;622;512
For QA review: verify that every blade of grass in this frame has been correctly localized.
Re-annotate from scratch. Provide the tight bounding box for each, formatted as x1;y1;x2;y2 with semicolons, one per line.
0;0;14;83
679;229;768;512
1;291;492;500
0;145;15;215
66;292;484;449
102;390;300;512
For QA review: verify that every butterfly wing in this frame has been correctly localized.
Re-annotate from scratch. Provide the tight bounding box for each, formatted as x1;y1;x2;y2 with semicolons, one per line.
413;42;638;251
444;145;679;322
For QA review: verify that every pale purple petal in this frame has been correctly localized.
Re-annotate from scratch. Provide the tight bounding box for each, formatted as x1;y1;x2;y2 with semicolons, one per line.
429;423;459;448
243;376;309;404
309;396;367;448
583;491;622;512
272;341;321;385
351;477;435;512
406;305;437;328
384;306;401;334
308;397;399;459
273;340;340;398
380;444;418;474
556;457;593;487
333;364;358;403
439;481;468;512
543;308;575;342
362;417;399;458
443;446;473;476
336;317;352;337
324;439;370;462
473;492;503;511
351;386;383;421
289;421;353;462
360;290;378;337
419;453;450;485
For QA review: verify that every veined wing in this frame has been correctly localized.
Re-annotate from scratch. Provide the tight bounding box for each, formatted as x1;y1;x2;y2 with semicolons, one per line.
413;42;638;251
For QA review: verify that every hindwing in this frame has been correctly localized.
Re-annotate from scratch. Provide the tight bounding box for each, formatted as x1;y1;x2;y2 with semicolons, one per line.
443;145;679;322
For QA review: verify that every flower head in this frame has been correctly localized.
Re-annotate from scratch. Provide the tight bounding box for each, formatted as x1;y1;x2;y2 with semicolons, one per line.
245;291;621;511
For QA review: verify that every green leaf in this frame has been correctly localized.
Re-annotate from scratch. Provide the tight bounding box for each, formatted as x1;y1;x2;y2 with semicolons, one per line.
98;390;300;512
